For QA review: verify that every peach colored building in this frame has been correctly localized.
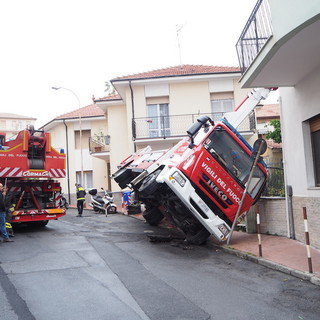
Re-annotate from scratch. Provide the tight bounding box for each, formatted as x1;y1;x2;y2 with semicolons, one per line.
95;65;255;193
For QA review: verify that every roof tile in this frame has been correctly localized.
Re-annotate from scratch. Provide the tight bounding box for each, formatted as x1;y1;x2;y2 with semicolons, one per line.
256;104;280;119
112;64;240;81
55;103;104;120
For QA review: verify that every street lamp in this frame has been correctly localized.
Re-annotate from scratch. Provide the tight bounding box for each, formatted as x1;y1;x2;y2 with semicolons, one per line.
52;86;84;187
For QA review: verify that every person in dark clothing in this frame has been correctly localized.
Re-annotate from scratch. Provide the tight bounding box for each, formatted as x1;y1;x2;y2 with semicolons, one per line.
76;184;86;217
5;189;15;237
0;183;13;242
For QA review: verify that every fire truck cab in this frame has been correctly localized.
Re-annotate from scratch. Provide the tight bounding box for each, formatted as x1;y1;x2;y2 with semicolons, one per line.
113;88;273;244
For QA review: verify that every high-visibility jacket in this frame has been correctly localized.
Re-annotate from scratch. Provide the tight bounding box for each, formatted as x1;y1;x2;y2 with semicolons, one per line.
77;187;86;201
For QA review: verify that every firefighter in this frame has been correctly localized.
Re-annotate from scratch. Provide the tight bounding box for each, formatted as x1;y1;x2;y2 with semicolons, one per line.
0;183;13;242
6;203;15;237
4;187;15;237
76;184;86;217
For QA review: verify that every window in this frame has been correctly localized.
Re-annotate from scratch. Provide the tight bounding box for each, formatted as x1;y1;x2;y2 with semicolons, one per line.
75;130;90;149
203;127;266;198
0;120;6;130
147;103;170;137
211;99;234;121
76;171;93;189
310;114;320;187
17;120;23;130
12;120;18;130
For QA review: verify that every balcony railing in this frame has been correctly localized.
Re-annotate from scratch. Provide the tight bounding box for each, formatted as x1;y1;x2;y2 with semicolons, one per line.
236;0;272;74
89;136;110;153
132;112;256;140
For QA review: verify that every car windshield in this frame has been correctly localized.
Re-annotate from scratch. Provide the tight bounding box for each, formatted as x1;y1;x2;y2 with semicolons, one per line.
203;127;266;198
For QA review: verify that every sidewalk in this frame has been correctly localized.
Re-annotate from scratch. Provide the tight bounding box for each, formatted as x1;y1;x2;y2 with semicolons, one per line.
128;212;320;286
218;231;320;286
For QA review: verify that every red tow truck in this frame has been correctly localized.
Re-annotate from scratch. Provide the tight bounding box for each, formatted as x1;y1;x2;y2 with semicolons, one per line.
113;88;275;244
0;126;67;226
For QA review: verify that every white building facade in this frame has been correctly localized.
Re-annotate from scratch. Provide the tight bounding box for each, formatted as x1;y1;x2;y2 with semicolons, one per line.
237;0;320;247
0;112;36;138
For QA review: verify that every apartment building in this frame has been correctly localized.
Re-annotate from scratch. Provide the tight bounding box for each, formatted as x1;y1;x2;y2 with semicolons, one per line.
95;64;264;192
40;104;109;204
236;0;320;247
0;112;36;138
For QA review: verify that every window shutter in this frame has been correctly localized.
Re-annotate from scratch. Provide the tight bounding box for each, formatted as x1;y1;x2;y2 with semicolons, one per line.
310;114;320;132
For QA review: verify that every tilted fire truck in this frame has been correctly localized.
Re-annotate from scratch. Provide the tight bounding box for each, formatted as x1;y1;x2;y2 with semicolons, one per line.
0;126;67;227
113;88;275;244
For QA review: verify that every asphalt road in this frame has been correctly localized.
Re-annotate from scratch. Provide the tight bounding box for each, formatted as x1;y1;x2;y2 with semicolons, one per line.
1;209;319;320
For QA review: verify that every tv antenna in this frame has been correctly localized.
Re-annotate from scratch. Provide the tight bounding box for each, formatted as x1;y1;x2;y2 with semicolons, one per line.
176;23;186;65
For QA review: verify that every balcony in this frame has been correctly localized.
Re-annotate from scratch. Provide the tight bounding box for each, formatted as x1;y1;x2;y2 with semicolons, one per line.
89;136;110;160
236;0;272;74
132;112;256;140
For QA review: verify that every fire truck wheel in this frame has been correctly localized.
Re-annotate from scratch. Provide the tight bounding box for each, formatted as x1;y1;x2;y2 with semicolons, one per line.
185;228;210;245
29;220;49;227
143;207;164;226
139;170;161;197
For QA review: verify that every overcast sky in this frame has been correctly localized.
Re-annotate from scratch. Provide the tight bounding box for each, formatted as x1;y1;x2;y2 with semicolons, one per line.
0;0;261;127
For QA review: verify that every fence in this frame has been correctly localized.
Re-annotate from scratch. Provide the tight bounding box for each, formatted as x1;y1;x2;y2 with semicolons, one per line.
132;112;256;140
262;166;285;197
236;0;273;74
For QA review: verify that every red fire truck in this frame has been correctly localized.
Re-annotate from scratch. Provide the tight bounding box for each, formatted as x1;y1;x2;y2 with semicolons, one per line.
113;88;274;244
0;126;67;227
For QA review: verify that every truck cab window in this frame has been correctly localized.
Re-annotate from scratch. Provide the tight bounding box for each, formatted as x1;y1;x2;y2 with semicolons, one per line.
203;127;266;198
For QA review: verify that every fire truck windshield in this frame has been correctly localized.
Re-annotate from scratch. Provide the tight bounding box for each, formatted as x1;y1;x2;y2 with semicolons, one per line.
203;127;266;198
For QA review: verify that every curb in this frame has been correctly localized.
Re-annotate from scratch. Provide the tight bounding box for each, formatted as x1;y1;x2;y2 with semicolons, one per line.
217;244;320;286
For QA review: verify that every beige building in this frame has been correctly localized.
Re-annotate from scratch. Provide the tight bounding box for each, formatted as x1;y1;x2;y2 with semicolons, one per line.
95;65;259;193
40;104;110;204
236;0;320;247
0;112;36;138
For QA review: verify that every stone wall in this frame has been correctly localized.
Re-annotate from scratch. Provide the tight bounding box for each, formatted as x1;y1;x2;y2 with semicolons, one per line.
246;197;287;237
258;197;287;236
292;196;320;249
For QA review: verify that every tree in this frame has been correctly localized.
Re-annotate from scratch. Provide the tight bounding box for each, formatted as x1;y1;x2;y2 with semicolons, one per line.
266;119;282;143
104;81;116;96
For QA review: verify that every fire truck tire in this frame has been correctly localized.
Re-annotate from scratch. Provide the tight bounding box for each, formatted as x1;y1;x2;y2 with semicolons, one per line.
29;220;49;227
185;228;210;245
139;170;161;197
143;207;164;226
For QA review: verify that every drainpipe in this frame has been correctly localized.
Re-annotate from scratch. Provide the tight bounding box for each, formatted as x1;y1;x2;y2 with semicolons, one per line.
287;185;295;239
129;80;137;152
63;120;71;204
